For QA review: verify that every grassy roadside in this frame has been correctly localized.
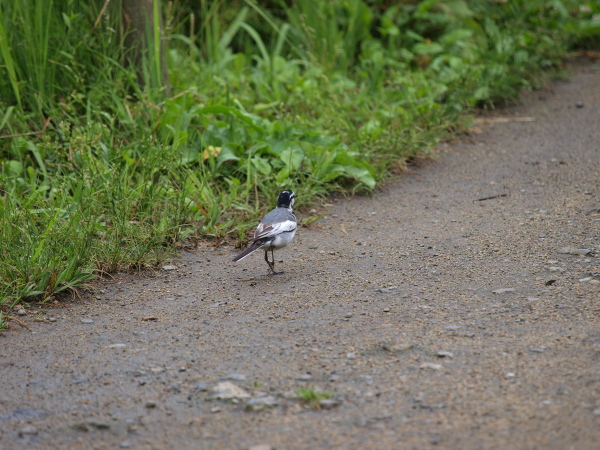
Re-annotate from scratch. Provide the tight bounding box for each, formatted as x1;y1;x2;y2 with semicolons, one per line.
0;0;599;313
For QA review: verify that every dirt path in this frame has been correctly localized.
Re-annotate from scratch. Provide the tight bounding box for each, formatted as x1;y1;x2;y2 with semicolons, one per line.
2;68;599;450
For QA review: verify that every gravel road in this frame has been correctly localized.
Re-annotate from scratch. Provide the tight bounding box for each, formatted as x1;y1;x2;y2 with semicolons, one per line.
1;67;599;450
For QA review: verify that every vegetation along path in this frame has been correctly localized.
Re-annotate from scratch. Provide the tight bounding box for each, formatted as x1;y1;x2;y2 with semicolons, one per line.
1;68;599;449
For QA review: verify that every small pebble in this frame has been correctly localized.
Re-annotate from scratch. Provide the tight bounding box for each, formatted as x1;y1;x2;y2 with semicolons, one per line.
81;319;94;324
17;309;26;316
558;247;590;256
296;374;312;381
18;426;38;437
344;313;353;319
222;373;247;381
319;398;341;409
492;288;515;294
383;308;390;312
437;351;454;358
145;401;157;408
162;265;178;270
246;396;278;411
211;382;250;399
48;317;57;322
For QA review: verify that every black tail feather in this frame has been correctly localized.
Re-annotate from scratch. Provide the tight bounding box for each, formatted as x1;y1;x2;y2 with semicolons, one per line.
232;241;262;262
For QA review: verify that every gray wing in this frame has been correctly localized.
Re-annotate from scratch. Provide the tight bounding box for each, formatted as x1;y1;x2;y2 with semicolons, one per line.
253;208;297;240
260;208;296;226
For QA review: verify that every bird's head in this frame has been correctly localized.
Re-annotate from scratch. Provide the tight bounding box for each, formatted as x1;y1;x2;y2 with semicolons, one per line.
277;190;297;208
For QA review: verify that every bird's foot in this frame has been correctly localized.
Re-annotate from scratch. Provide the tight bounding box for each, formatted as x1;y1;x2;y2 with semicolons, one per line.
266;264;284;276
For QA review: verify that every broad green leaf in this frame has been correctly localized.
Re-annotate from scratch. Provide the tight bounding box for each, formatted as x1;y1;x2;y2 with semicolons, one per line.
279;146;305;171
7;160;23;175
277;167;290;184
343;165;376;189
216;145;240;166
413;42;444;55
251;156;272;175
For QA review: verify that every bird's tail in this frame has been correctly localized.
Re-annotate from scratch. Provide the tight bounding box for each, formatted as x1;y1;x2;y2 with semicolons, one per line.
232;241;262;262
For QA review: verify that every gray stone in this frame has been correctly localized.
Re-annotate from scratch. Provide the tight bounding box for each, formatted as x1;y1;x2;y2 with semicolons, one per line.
420;362;443;371
492;288;515;294
296;374;312;381
162;265;178;270
377;287;399;294
436;351;454;358
382;342;413;353
17;309;26;316
558;247;590;256
18;426;38;437
319;398;341;409
246;396;278;411
71;422;89;432
87;420;110;430
222;373;247;381
193;382;209;392
211;382;250;400
81;319;94;324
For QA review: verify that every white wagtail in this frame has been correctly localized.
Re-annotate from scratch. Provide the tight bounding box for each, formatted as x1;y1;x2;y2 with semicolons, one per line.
232;190;298;275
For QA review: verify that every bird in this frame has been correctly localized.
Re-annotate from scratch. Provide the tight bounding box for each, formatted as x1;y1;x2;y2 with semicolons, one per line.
232;190;298;275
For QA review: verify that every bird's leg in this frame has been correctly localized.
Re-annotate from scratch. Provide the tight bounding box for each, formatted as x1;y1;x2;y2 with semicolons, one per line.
270;247;284;275
264;250;275;275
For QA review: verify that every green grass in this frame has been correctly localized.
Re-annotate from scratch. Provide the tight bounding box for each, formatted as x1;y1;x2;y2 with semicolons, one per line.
0;0;599;312
297;388;333;410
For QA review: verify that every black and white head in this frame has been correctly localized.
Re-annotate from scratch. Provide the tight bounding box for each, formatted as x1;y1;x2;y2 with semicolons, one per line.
277;190;297;209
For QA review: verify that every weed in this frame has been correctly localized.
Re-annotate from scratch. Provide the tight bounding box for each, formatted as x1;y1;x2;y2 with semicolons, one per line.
0;312;8;332
297;388;333;410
